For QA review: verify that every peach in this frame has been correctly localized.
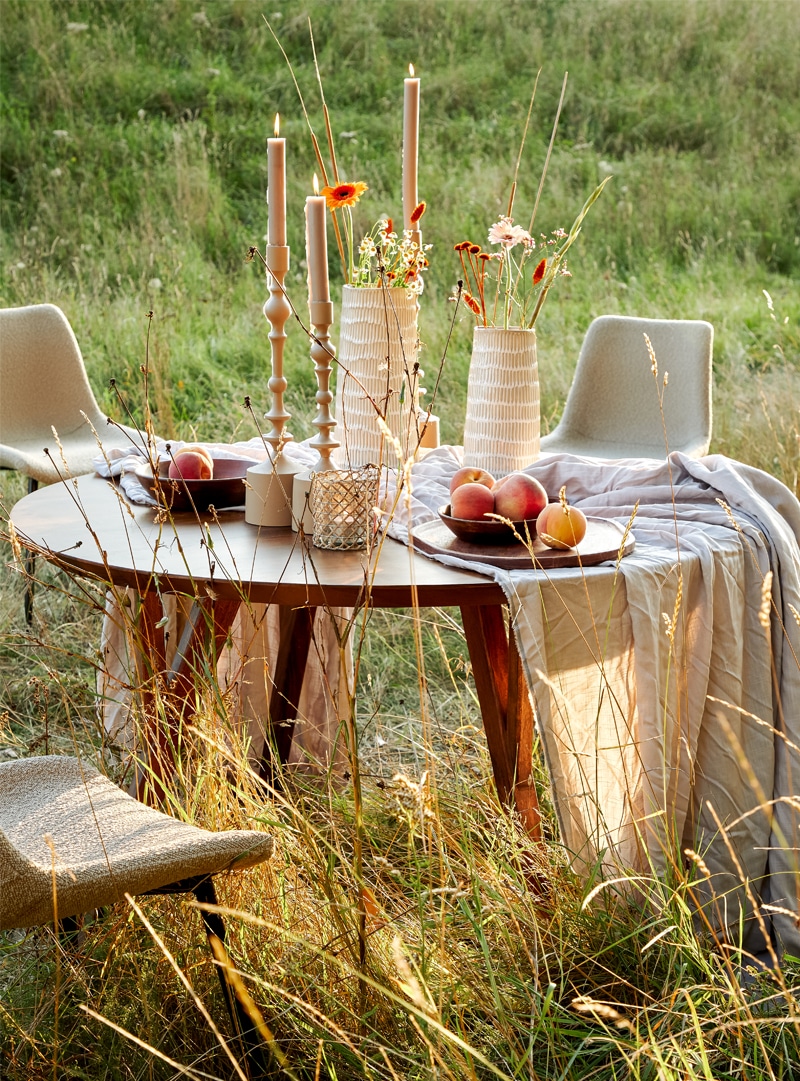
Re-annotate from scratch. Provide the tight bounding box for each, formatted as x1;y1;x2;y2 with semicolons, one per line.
536;501;587;549
169;446;214;481
450;481;495;521
450;465;495;495
492;472;548;522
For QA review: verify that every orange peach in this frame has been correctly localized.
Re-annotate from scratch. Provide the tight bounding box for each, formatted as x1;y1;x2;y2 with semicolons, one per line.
536;502;587;549
450;481;496;521
450;465;495;495
169;446;214;481
492;472;548;522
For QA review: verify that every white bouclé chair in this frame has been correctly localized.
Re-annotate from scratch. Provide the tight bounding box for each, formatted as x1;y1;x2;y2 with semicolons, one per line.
0;303;151;620
0;754;273;1070
0;302;146;484
539;315;713;460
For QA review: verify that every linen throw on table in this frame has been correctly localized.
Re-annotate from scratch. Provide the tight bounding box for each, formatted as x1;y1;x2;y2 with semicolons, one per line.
94;438;351;774
387;447;800;962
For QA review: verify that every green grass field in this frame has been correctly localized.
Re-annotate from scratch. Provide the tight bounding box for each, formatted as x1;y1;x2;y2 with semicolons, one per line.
1;1;799;1077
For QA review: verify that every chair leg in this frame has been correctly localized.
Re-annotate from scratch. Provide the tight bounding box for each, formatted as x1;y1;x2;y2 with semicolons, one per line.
24;477;38;624
192;877;272;1079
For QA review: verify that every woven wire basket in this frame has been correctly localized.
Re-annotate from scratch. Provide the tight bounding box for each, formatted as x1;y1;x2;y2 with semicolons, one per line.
310;466;379;550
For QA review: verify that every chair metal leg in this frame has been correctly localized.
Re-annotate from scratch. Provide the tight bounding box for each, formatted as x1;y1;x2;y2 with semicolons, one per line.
192;877;272;1079
24;477;38;624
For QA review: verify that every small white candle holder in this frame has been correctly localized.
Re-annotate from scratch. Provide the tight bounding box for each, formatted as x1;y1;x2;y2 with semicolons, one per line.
245;244;301;528
292;299;339;533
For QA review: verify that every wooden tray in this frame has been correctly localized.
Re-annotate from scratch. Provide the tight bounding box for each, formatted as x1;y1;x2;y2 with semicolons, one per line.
411;516;634;570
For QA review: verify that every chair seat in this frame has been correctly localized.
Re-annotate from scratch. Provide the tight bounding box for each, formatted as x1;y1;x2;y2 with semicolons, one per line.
539;430;710;461
0;756;273;929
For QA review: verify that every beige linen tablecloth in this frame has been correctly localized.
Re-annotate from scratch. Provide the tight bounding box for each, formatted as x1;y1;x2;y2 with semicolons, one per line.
389;448;800;962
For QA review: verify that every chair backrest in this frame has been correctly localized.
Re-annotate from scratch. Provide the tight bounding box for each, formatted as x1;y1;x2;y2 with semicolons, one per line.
557;315;713;456
0;303;107;444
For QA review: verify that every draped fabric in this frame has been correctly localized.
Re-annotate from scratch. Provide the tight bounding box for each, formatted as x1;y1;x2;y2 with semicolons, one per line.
388;448;800;960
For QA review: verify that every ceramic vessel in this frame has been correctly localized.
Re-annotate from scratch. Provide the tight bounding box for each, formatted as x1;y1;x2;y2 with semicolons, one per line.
335;284;420;467
462;325;540;476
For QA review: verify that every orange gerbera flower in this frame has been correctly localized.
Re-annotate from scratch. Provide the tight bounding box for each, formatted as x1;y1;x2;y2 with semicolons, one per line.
320;181;368;210
410;201;426;224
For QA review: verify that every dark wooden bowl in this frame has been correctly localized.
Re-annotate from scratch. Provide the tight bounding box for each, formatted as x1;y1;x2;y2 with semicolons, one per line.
136;457;251;512
438;504;538;545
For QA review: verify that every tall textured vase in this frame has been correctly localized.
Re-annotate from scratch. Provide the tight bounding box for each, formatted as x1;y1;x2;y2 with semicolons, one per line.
462;325;540;476
335;284;419;468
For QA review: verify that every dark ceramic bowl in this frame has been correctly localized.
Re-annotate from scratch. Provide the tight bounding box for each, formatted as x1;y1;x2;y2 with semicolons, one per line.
136;457;251;512
438;504;538;545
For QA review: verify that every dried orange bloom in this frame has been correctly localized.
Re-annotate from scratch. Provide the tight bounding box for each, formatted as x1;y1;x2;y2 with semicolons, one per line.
469;244;481;255
454;240;471;251
410;201;427;224
532;257;547;285
384;217;393;235
464;293;481;315
478;252;492;262
320;181;368;210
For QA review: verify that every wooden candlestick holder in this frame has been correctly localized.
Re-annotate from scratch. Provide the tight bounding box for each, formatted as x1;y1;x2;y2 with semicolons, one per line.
291;299;340;533
263;245;292;451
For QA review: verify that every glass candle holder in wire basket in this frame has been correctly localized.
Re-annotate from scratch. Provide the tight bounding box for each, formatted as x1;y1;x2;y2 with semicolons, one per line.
310;466;380;550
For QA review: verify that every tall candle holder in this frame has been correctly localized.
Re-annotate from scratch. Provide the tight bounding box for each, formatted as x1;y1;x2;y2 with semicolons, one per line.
245;244;303;527
263;245;292;449
291;299;339;532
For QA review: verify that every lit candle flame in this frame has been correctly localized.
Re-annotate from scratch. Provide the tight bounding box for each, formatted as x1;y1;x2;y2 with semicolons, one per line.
274;113;280;137
313;173;320;196
409;63;415;77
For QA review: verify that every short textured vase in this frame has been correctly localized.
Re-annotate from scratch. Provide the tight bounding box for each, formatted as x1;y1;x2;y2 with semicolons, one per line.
462;325;540;476
335;284;419;468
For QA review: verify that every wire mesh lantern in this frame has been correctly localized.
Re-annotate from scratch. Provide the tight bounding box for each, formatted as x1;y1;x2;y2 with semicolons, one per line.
309;465;380;550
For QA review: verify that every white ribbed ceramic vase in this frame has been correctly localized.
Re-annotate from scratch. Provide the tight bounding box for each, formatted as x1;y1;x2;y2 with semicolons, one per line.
462;326;540;476
335;284;419;468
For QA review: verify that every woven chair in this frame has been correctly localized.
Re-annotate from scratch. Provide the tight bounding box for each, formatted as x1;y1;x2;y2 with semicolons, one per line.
0;755;273;1074
0;303;151;621
539;315;714;460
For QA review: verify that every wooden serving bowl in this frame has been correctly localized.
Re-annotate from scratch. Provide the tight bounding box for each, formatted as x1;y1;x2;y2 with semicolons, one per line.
136;457;251;512
438;504;538;545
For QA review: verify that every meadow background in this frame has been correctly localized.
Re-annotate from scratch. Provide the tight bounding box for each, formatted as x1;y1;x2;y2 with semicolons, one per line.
1;0;799;1078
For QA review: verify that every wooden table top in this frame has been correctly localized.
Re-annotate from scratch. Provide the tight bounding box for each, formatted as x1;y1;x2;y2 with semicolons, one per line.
10;474;508;608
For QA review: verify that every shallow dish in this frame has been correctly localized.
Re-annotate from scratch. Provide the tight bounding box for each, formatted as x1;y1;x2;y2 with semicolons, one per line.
438;504;538;545
135;457;251;512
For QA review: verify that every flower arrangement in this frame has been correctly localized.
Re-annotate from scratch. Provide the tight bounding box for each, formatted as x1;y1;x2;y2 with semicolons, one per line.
352;212;429;295
320;180;430;295
452;71;611;330
455;177;611;330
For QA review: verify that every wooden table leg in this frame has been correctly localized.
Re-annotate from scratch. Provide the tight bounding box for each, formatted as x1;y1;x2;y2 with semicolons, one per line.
461;604;541;840
258;604;317;783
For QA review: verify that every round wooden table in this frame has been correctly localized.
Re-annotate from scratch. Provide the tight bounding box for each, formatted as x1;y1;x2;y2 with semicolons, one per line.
10;474;541;834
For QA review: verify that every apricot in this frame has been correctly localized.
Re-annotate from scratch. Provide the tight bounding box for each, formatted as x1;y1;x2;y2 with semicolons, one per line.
536;501;587;549
450;481;495;521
